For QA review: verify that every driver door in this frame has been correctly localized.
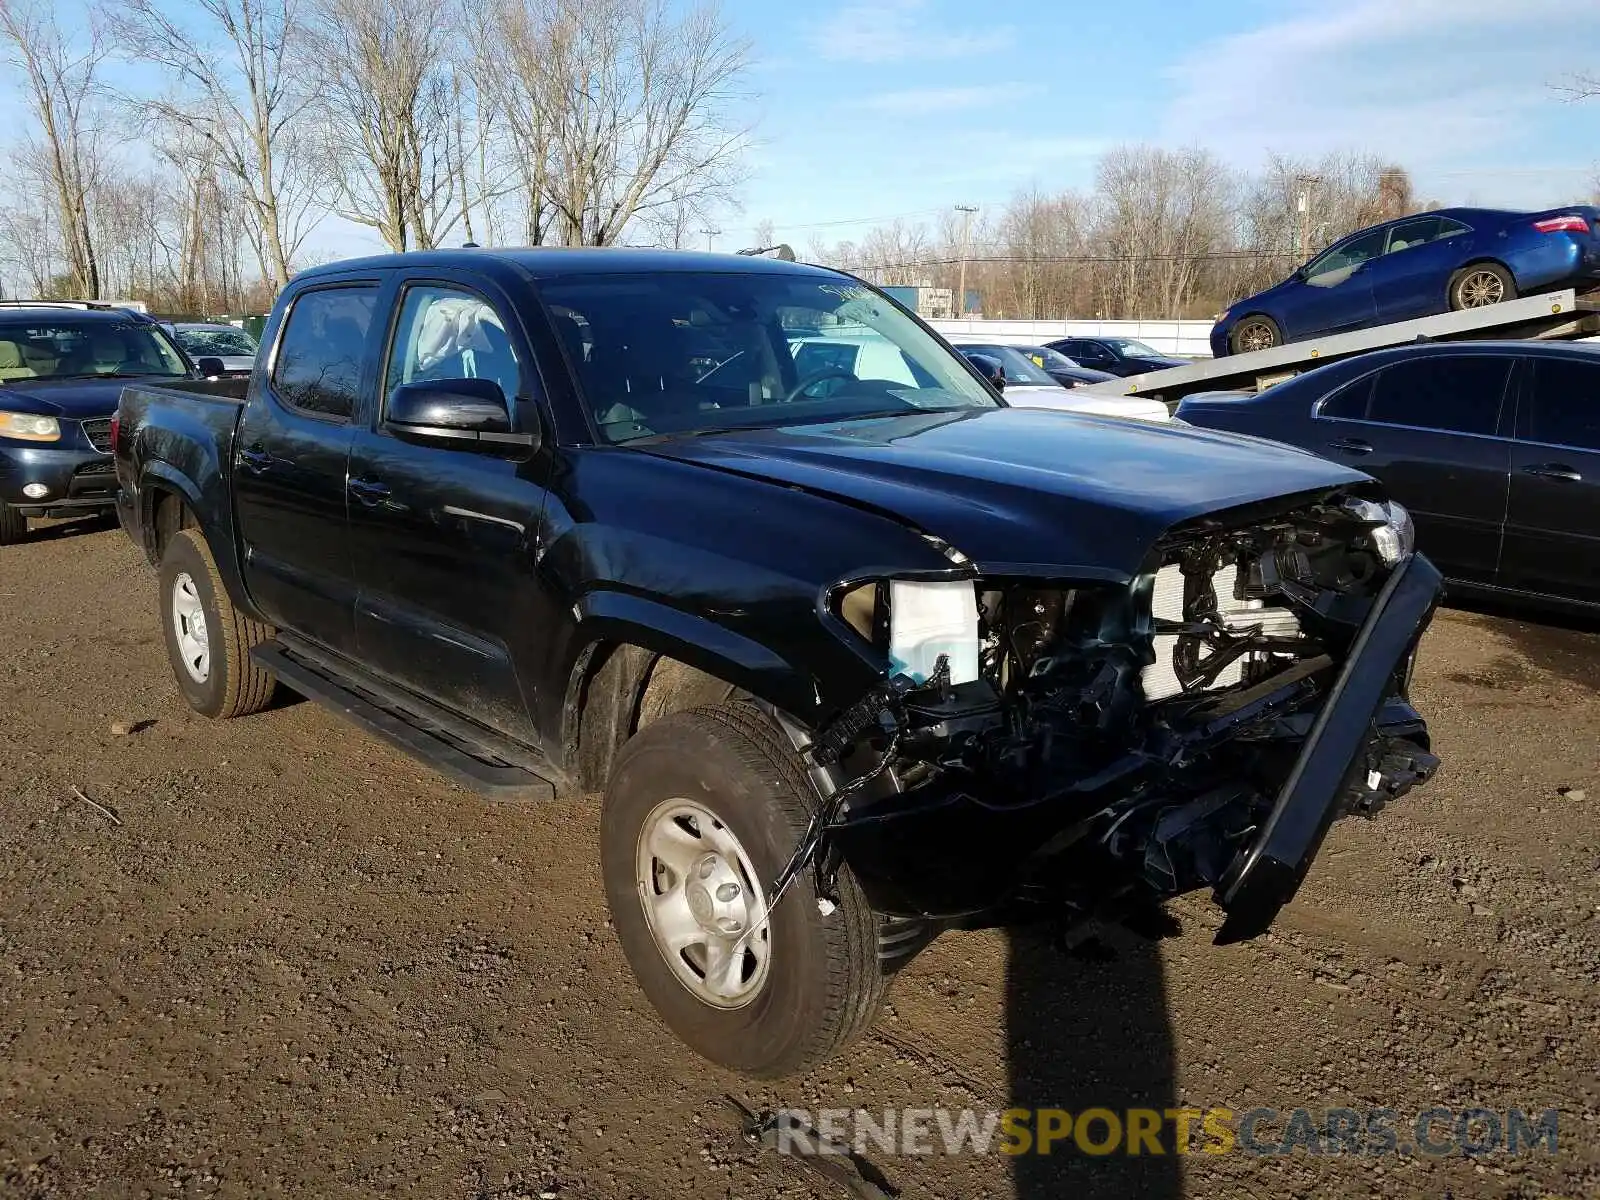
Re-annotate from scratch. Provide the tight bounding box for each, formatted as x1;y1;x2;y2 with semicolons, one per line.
346;276;552;742
1287;228;1385;338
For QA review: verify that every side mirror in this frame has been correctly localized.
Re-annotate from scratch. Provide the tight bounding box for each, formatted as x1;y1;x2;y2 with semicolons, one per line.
195;356;226;377
965;353;1006;391
385;378;538;452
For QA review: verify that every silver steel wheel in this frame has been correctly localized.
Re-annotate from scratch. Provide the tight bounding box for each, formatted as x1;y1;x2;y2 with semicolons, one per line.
171;571;211;684
1236;320;1277;353
636;798;772;1009
1457;269;1505;308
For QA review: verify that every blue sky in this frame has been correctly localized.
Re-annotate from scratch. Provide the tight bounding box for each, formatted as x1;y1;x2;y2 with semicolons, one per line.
3;0;1596;260
723;0;1600;250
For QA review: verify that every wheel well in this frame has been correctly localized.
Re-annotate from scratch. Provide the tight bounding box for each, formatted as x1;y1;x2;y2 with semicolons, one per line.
150;488;196;561
568;643;745;794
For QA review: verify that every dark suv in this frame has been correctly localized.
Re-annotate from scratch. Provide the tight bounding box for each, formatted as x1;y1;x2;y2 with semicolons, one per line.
0;303;199;543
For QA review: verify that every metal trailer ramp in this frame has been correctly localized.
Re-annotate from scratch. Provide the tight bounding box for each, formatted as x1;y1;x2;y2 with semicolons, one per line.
1073;289;1600;408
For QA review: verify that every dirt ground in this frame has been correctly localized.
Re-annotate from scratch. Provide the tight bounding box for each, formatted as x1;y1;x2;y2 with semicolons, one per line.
2;518;1597;1200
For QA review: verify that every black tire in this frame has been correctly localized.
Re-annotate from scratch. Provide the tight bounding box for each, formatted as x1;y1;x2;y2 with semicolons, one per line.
1229;314;1281;356
601;702;886;1078
0;504;25;545
1449;262;1517;310
158;527;277;719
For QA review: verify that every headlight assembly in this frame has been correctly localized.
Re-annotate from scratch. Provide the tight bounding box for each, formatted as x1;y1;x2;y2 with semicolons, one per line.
1342;496;1415;567
0;411;60;442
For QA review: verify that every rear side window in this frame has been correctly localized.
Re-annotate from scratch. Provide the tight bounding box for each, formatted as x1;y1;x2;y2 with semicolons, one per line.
1523;357;1600;451
272;286;379;420
1322;357;1509;436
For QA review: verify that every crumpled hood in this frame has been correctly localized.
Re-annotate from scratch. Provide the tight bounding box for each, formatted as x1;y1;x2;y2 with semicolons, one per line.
641;407;1371;579
0;376;144;419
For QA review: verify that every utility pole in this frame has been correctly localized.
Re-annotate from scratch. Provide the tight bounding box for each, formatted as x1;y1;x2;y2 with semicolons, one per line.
1293;175;1319;263
955;204;978;316
701;226;720;252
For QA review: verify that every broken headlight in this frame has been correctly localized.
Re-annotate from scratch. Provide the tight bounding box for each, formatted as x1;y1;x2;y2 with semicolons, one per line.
1340;497;1415;567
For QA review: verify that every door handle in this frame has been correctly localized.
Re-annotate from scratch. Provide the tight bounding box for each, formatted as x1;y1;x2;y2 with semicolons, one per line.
237;445;275;472
1326;437;1373;456
1523;463;1583;482
347;477;392;506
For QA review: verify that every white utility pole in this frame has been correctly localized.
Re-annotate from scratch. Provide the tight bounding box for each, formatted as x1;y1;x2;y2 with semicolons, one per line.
955;204;978;316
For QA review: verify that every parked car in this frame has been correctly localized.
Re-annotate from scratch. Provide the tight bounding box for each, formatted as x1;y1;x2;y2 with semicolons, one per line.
0;302;211;543
1043;335;1189;377
1176;340;1600;614
1212;207;1600;357
944;338;1166;420
1015;344;1118;388
168;322;260;375
114;248;1440;1079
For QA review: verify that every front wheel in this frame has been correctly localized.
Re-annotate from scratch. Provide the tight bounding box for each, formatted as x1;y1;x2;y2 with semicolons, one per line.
601;702;886;1078
158;528;277;719
0;505;26;545
1229;315;1281;355
1449;263;1517;310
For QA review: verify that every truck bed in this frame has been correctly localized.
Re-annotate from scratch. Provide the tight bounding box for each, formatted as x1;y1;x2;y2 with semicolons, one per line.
115;376;253;572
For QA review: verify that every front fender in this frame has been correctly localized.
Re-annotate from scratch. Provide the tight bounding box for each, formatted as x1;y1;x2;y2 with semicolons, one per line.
565;589;840;724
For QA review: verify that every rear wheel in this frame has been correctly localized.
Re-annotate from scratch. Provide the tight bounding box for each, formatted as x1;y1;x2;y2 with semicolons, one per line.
158;528;277;719
1449;263;1517;310
1229;315;1281;355
0;505;26;545
601;702;886;1078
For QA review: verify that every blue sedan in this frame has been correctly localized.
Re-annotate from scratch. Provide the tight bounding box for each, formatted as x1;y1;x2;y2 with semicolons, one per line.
1212;206;1600;357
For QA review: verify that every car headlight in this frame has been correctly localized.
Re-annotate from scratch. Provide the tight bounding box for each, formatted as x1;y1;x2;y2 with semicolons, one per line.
1342;497;1415;566
0;411;61;442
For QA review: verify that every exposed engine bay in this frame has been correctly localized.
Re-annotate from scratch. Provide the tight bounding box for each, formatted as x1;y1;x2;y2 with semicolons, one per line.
805;489;1441;942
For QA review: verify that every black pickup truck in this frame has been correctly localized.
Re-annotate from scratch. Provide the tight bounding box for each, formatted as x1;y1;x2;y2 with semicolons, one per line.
114;249;1441;1078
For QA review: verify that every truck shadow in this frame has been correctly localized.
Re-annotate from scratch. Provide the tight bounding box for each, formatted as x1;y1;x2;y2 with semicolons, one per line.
1441;597;1600;696
1006;923;1181;1198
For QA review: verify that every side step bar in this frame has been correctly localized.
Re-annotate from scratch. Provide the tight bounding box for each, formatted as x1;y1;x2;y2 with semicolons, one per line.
252;638;562;803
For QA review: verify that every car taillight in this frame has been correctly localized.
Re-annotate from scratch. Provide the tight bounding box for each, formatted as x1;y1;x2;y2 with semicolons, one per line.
1533;214;1590;234
109;412;120;456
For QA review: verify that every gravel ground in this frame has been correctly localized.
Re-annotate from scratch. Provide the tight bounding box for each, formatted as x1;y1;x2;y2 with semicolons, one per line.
2;519;1597;1199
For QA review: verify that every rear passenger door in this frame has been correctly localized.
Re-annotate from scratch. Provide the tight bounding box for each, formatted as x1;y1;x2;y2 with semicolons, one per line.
233;281;382;653
1500;354;1600;606
1313;353;1515;584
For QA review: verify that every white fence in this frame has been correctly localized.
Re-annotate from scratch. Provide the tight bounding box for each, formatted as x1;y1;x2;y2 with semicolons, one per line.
926;318;1215;358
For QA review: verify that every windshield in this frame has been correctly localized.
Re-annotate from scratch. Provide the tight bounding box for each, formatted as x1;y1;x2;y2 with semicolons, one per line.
1025;346;1079;370
174;326;258;357
1106;338;1160;357
538;272;998;444
0;318;188;381
961;344;1058;386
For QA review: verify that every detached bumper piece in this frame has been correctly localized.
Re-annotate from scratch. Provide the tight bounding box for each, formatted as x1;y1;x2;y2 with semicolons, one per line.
1211;553;1442;944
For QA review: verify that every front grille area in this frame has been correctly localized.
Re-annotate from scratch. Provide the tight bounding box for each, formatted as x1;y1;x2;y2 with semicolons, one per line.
80;418;112;453
68;458;118;498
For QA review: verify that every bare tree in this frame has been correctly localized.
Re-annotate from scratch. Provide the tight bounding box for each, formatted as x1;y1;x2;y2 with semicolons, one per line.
113;0;321;293
487;0;753;246
0;0;108;297
305;0;461;251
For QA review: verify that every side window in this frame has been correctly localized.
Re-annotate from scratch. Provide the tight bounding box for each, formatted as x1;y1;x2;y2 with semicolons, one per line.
1524;358;1600;451
1319;375;1375;420
1304;229;1387;286
1384;217;1441;254
1435;217;1471;240
272;286;378;420
384;285;520;410
1360;357;1509;435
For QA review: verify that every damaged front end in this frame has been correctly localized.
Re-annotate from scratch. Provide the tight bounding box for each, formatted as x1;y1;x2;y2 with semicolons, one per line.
804;488;1442;944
